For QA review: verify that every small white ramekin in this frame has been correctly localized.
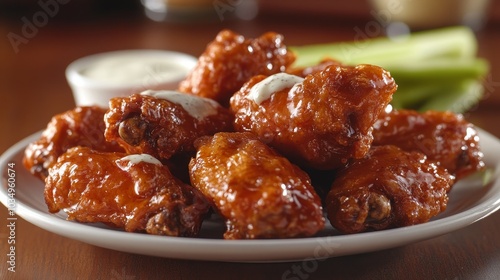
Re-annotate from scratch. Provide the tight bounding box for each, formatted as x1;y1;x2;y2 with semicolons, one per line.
66;49;197;108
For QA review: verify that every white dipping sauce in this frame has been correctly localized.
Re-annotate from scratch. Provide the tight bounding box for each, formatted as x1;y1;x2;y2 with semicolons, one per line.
119;154;163;166
66;50;197;108
140;90;219;120
81;55;189;85
246;73;304;105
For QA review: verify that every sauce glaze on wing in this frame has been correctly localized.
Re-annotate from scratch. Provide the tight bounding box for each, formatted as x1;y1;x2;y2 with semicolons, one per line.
230;64;397;170
178;29;296;106
189;132;325;239
45;146;210;236
23;106;123;180
326;145;454;234
104;92;233;161
373;109;485;179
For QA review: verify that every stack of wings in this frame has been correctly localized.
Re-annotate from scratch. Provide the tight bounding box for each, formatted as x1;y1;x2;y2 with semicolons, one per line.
23;30;485;239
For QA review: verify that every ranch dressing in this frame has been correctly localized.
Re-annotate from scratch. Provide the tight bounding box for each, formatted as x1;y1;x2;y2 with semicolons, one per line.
118;154;163;166
140;90;219;120
246;73;304;105
80;52;192;85
115;154;163;196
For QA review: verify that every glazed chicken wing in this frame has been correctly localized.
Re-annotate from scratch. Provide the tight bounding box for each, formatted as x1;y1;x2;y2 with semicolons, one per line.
230;64;397;170
373;109;485;179
45;146;210;236
104;90;233;161
178;29;296;106
189;132;325;239
326;145;454;234
23;106;123;180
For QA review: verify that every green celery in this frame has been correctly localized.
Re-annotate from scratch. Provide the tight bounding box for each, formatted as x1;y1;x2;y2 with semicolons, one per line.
289;26;488;113
387;58;489;82
391;82;451;110
290;26;478;68
418;79;484;113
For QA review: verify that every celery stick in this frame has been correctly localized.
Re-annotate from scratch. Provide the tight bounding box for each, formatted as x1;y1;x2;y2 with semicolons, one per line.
387;58;489;82
392;79;481;112
392;75;487;113
391;82;450;109
290;26;487;113
290;26;478;68
418;79;484;113
389;57;488;111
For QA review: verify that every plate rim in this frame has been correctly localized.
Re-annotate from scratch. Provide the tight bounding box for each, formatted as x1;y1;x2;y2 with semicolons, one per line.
1;129;500;262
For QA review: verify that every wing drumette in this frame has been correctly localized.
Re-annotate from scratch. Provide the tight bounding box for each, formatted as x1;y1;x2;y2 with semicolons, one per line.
189;132;325;239
45;146;210;236
373;109;485;179
326;145;454;234
23;106;123;180
178;29;296;106
104;91;233;161
230;64;397;170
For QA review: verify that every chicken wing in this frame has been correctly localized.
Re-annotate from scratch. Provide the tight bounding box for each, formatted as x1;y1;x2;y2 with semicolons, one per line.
23;106;123;180
230;64;397;170
373;109;485;179
178;29;296;106
188;132;325;239
104;90;233;161
326;145;454;234
45;146;210;236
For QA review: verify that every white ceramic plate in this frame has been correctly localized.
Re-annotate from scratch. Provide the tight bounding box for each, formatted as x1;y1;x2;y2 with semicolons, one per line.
1;130;500;262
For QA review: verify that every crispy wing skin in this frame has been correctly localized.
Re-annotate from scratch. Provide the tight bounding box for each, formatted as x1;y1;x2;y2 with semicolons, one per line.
44;146;210;236
326;145;454;234
373;109;485;179
230;64;397;170
178;29;296;106
188;132;325;239
23;106;123;180
104;93;233;161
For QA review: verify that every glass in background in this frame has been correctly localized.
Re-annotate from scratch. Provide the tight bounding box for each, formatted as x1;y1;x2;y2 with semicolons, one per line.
369;0;491;31
141;0;259;22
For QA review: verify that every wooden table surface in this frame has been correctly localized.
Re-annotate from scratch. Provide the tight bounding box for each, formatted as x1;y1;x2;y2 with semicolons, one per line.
1;3;500;280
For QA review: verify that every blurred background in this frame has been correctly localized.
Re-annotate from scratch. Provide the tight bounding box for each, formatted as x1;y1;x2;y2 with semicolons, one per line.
1;0;499;27
1;0;500;153
1;2;500;279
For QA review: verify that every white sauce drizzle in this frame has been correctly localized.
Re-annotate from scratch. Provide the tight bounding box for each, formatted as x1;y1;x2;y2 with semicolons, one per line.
116;154;162;172
140;90;219;120
115;154;163;196
246;73;304;105
119;154;162;166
